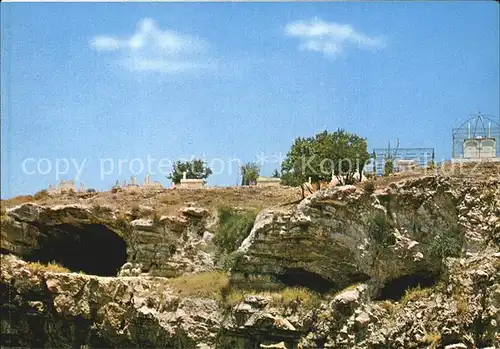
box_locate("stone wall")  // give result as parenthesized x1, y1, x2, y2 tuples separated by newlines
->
(179, 179, 205, 189)
(256, 177, 281, 187)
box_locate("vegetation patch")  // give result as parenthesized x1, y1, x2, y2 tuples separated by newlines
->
(165, 271, 230, 300)
(377, 300, 395, 313)
(383, 160, 394, 176)
(362, 180, 376, 194)
(426, 227, 464, 263)
(213, 206, 257, 253)
(33, 190, 51, 200)
(400, 285, 434, 305)
(422, 332, 441, 349)
(398, 281, 444, 306)
(26, 261, 71, 274)
(367, 211, 395, 246)
(165, 271, 322, 311)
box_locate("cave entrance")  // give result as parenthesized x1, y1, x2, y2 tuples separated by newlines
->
(29, 223, 127, 276)
(276, 267, 336, 293)
(375, 273, 439, 301)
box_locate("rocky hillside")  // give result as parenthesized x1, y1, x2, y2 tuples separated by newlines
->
(1, 163, 499, 348)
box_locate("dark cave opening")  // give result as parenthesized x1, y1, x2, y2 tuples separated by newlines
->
(375, 273, 439, 301)
(276, 267, 337, 293)
(28, 223, 127, 276)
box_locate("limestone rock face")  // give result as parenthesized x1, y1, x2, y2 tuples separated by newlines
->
(0, 254, 221, 349)
(297, 250, 500, 349)
(231, 175, 499, 295)
(2, 203, 216, 277)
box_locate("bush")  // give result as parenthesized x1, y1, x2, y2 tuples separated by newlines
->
(217, 251, 244, 270)
(378, 300, 395, 313)
(213, 206, 257, 253)
(362, 180, 376, 194)
(427, 229, 463, 262)
(368, 212, 395, 246)
(400, 285, 434, 305)
(33, 190, 50, 200)
(384, 160, 394, 176)
(423, 332, 441, 349)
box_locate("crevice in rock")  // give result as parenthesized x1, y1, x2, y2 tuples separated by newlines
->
(375, 272, 439, 301)
(276, 267, 336, 293)
(26, 223, 127, 276)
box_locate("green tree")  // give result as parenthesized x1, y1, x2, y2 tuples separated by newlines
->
(271, 169, 280, 178)
(281, 129, 370, 197)
(384, 159, 394, 176)
(168, 159, 212, 184)
(240, 162, 260, 186)
(322, 129, 370, 185)
(280, 136, 317, 198)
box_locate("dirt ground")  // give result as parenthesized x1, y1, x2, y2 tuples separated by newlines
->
(1, 185, 303, 216)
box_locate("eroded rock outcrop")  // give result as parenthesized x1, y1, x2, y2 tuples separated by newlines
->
(0, 254, 221, 348)
(232, 175, 499, 298)
(298, 250, 500, 348)
(1, 202, 216, 277)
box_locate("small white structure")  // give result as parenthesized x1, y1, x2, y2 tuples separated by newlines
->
(113, 173, 164, 191)
(256, 176, 281, 187)
(481, 138, 497, 158)
(463, 137, 496, 159)
(452, 113, 499, 164)
(47, 179, 83, 194)
(179, 172, 205, 189)
(394, 159, 419, 173)
(143, 173, 163, 188)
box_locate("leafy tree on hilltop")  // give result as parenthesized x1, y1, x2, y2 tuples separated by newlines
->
(281, 136, 317, 197)
(281, 129, 370, 197)
(168, 159, 212, 185)
(240, 162, 260, 186)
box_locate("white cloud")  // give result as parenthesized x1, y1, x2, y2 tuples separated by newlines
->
(285, 18, 386, 57)
(90, 18, 213, 74)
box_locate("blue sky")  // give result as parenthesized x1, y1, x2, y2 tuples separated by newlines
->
(1, 2, 499, 198)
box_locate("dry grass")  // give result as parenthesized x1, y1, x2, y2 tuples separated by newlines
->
(454, 292, 469, 318)
(423, 332, 441, 348)
(224, 286, 320, 310)
(378, 300, 395, 313)
(26, 261, 71, 274)
(400, 286, 435, 305)
(1, 186, 301, 217)
(164, 271, 321, 311)
(362, 179, 376, 194)
(165, 271, 230, 299)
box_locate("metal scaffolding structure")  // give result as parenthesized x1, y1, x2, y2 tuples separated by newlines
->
(370, 147, 435, 175)
(452, 112, 500, 160)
